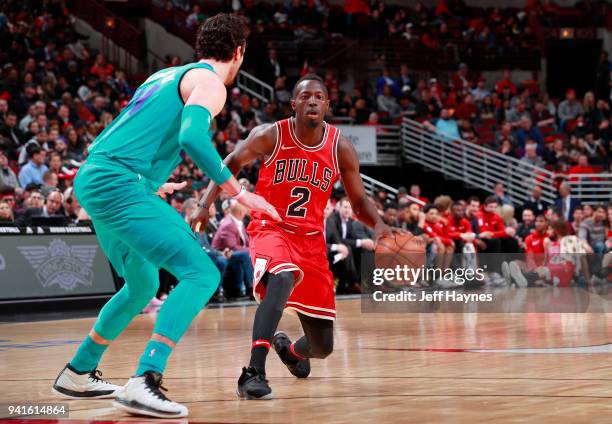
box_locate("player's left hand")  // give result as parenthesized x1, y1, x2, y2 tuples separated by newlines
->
(156, 181, 187, 196)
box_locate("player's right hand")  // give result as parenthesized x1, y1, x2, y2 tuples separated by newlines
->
(237, 191, 281, 222)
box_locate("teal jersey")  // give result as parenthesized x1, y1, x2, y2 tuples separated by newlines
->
(88, 62, 215, 187)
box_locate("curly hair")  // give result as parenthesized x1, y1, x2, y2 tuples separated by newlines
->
(195, 14, 247, 62)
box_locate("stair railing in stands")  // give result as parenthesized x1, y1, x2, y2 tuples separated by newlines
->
(401, 118, 612, 205)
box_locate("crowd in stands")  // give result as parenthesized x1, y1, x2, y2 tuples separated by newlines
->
(0, 1, 609, 304)
(354, 182, 612, 289)
(160, 0, 546, 53)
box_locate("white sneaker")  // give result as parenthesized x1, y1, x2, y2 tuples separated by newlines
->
(113, 372, 188, 418)
(52, 364, 122, 399)
(501, 262, 511, 285)
(509, 262, 528, 288)
(436, 278, 456, 288)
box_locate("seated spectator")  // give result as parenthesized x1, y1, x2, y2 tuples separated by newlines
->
(397, 64, 414, 94)
(521, 186, 548, 217)
(544, 138, 570, 166)
(493, 183, 513, 207)
(422, 204, 454, 283)
(579, 204, 607, 254)
(515, 116, 544, 154)
(517, 208, 536, 239)
(558, 89, 584, 131)
(382, 202, 399, 227)
(521, 138, 546, 167)
(211, 200, 254, 299)
(447, 201, 476, 253)
(555, 183, 581, 222)
(324, 200, 358, 294)
(571, 205, 584, 234)
(376, 68, 400, 97)
(500, 204, 520, 253)
(409, 184, 429, 205)
(495, 69, 517, 96)
(0, 112, 24, 154)
(0, 199, 14, 224)
(274, 77, 291, 105)
(455, 94, 478, 122)
(328, 198, 374, 292)
(568, 154, 597, 181)
(377, 85, 402, 119)
(399, 201, 425, 234)
(479, 96, 497, 120)
(415, 89, 441, 120)
(398, 95, 417, 119)
(90, 53, 114, 80)
(425, 108, 460, 140)
(459, 120, 479, 143)
(494, 122, 516, 149)
(40, 171, 59, 197)
(506, 102, 531, 127)
(18, 146, 48, 188)
(476, 196, 512, 274)
(471, 78, 491, 104)
(0, 150, 19, 190)
(531, 100, 555, 129)
(523, 214, 549, 268)
(498, 138, 515, 157)
(16, 190, 64, 226)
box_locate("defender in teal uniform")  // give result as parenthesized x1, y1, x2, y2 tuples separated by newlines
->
(52, 15, 280, 419)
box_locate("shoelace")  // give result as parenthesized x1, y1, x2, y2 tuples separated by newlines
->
(88, 370, 107, 384)
(145, 375, 170, 401)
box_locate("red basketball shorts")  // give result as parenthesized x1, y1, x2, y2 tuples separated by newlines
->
(544, 261, 575, 287)
(247, 220, 336, 320)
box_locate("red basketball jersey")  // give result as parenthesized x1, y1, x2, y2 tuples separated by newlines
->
(251, 118, 341, 232)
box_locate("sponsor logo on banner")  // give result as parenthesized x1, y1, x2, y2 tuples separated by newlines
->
(336, 125, 377, 165)
(18, 239, 97, 291)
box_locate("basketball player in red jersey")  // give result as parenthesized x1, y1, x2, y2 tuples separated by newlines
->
(194, 74, 396, 399)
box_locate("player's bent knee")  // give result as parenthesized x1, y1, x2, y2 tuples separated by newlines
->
(311, 339, 334, 359)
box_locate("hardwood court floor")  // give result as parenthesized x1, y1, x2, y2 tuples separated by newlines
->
(1, 298, 612, 423)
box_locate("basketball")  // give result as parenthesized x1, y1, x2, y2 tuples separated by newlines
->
(375, 233, 427, 281)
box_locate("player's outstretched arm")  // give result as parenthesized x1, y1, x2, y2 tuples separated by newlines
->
(337, 136, 395, 240)
(178, 71, 279, 223)
(191, 123, 277, 231)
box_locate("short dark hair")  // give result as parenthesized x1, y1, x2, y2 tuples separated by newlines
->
(484, 196, 498, 205)
(292, 74, 328, 97)
(423, 204, 438, 213)
(195, 14, 248, 62)
(28, 145, 42, 158)
(467, 196, 480, 204)
(593, 204, 606, 213)
(384, 202, 398, 211)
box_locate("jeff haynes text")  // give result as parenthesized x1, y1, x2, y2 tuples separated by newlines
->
(372, 290, 493, 303)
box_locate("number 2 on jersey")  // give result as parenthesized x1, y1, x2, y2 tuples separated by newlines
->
(286, 187, 311, 218)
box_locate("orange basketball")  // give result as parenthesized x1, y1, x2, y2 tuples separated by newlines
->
(375, 233, 427, 284)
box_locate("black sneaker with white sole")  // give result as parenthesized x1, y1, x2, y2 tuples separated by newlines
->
(236, 366, 272, 400)
(113, 371, 188, 418)
(272, 332, 311, 378)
